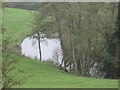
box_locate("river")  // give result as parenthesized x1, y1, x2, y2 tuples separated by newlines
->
(21, 36, 63, 64)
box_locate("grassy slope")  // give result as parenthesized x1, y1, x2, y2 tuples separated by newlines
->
(12, 56, 117, 88)
(3, 8, 34, 53)
(3, 8, 118, 88)
(3, 8, 34, 45)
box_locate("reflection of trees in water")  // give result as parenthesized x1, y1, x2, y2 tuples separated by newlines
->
(21, 36, 62, 62)
(52, 46, 63, 65)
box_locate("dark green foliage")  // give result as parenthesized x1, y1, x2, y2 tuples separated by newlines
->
(102, 22, 118, 79)
(6, 2, 41, 10)
(107, 29, 118, 56)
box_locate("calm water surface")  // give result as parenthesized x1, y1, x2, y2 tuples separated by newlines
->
(21, 36, 63, 63)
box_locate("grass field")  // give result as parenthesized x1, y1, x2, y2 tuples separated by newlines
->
(2, 8, 34, 53)
(2, 8, 118, 88)
(3, 8, 34, 43)
(9, 55, 118, 88)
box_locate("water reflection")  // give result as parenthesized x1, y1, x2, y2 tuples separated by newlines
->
(21, 37, 63, 63)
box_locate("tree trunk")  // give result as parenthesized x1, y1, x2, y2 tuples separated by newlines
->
(56, 17, 66, 70)
(73, 48, 78, 73)
(37, 32, 42, 61)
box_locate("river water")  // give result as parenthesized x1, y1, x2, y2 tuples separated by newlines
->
(21, 36, 63, 64)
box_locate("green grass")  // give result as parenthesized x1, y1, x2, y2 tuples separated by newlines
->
(2, 8, 34, 53)
(2, 8, 34, 45)
(9, 55, 118, 88)
(2, 8, 118, 88)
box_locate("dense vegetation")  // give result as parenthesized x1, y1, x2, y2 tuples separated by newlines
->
(2, 2, 119, 88)
(33, 2, 119, 79)
(5, 2, 42, 10)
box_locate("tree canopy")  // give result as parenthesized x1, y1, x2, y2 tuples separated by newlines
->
(33, 2, 118, 79)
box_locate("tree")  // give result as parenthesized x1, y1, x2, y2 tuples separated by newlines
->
(34, 2, 118, 78)
(37, 32, 42, 61)
(52, 47, 63, 65)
